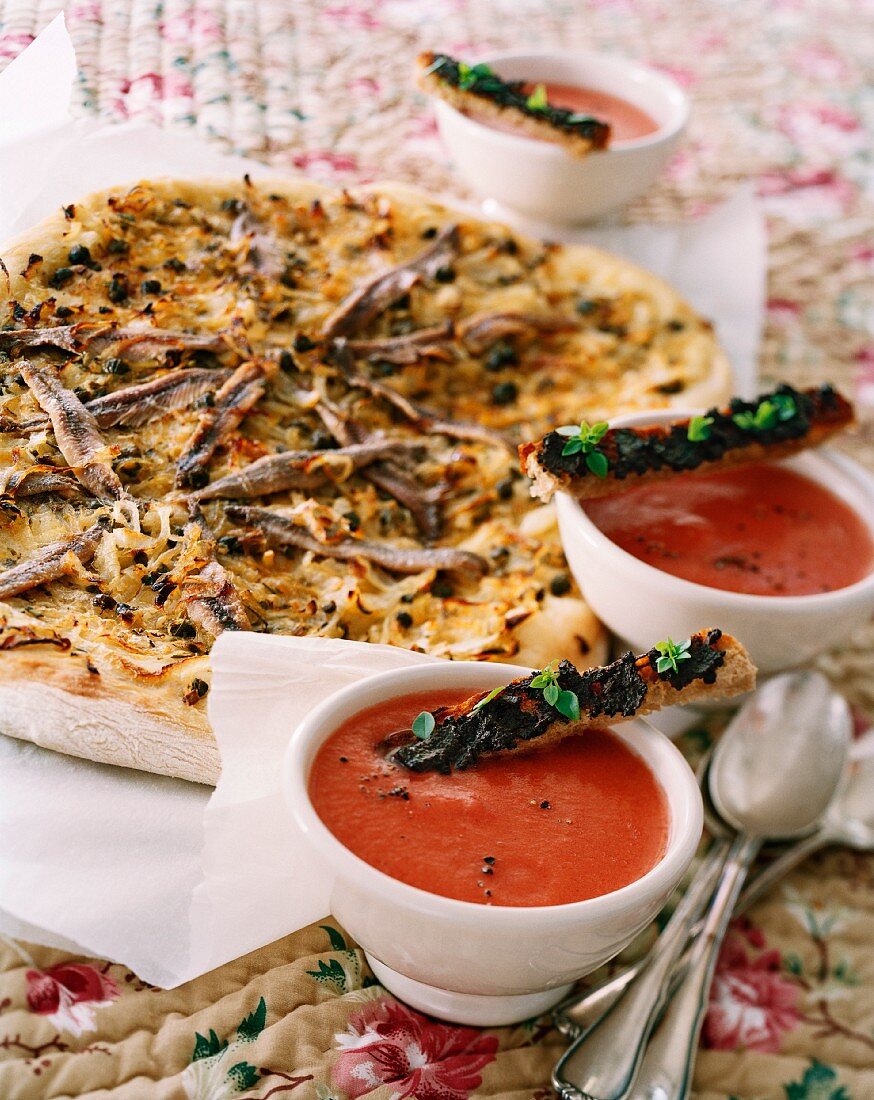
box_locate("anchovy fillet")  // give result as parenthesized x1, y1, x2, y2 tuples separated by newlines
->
(183, 559, 250, 636)
(176, 362, 270, 488)
(191, 440, 419, 502)
(313, 399, 443, 538)
(228, 505, 486, 576)
(333, 357, 513, 450)
(3, 465, 85, 499)
(19, 361, 126, 502)
(230, 209, 286, 280)
(457, 310, 577, 354)
(0, 518, 110, 600)
(322, 224, 460, 338)
(11, 368, 230, 434)
(344, 323, 454, 364)
(0, 324, 229, 362)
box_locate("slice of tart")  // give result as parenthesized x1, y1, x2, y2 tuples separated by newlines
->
(416, 52, 611, 157)
(392, 628, 755, 773)
(520, 384, 854, 503)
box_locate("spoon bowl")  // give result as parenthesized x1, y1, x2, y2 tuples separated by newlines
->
(553, 670, 851, 1100)
(709, 670, 852, 838)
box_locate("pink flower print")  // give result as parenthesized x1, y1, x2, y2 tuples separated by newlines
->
(0, 32, 34, 61)
(791, 42, 850, 82)
(332, 998, 498, 1100)
(165, 72, 195, 99)
(854, 346, 874, 414)
(651, 63, 697, 89)
(26, 964, 119, 1037)
(160, 8, 223, 44)
(703, 932, 800, 1052)
(758, 168, 856, 222)
(292, 149, 360, 179)
(348, 77, 381, 98)
(322, 4, 383, 30)
(775, 102, 864, 157)
(767, 297, 802, 324)
(66, 3, 102, 21)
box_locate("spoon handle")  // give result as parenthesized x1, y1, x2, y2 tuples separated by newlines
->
(553, 962, 644, 1041)
(733, 831, 828, 913)
(552, 839, 729, 1100)
(553, 829, 826, 1038)
(628, 833, 761, 1100)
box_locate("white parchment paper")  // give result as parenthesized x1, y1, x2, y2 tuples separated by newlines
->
(0, 18, 766, 987)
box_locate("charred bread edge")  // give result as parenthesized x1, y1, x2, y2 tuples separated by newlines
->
(521, 384, 854, 503)
(395, 627, 755, 772)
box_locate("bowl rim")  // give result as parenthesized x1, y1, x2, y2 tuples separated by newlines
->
(283, 660, 703, 927)
(433, 48, 690, 155)
(557, 406, 874, 610)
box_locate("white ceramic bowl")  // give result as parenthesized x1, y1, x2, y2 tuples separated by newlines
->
(284, 660, 702, 1026)
(556, 408, 874, 674)
(434, 50, 689, 224)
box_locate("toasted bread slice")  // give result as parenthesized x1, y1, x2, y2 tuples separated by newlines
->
(520, 384, 854, 503)
(393, 628, 755, 773)
(416, 52, 611, 158)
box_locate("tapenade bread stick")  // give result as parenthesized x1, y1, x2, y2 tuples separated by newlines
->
(393, 628, 755, 773)
(416, 52, 611, 158)
(520, 384, 854, 503)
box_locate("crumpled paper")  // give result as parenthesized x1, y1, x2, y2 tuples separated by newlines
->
(0, 17, 766, 987)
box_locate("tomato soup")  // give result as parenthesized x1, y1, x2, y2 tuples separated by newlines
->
(473, 82, 659, 144)
(308, 690, 669, 907)
(585, 463, 874, 597)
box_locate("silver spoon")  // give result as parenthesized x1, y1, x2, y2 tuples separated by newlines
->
(553, 727, 874, 1042)
(552, 671, 851, 1100)
(625, 671, 852, 1100)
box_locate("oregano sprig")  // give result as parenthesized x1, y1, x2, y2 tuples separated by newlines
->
(653, 637, 692, 675)
(471, 685, 506, 714)
(687, 414, 714, 442)
(525, 83, 548, 111)
(733, 394, 797, 432)
(529, 660, 580, 720)
(556, 420, 610, 477)
(456, 61, 495, 90)
(411, 711, 435, 740)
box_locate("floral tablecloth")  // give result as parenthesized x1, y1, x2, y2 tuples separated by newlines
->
(1, 0, 873, 1097)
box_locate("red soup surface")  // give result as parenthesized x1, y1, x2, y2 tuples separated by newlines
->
(472, 82, 659, 143)
(585, 463, 874, 597)
(308, 689, 669, 907)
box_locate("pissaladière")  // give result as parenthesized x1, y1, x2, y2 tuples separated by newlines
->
(0, 178, 730, 783)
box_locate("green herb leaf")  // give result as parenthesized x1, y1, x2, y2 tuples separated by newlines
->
(653, 637, 693, 675)
(412, 711, 436, 740)
(773, 393, 797, 421)
(556, 420, 609, 472)
(529, 660, 580, 721)
(471, 685, 505, 713)
(556, 690, 580, 720)
(567, 112, 598, 125)
(457, 61, 493, 89)
(687, 414, 714, 442)
(732, 394, 797, 433)
(526, 82, 548, 111)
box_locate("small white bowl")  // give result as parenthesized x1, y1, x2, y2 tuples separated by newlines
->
(284, 660, 702, 1026)
(433, 50, 689, 224)
(556, 408, 874, 674)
